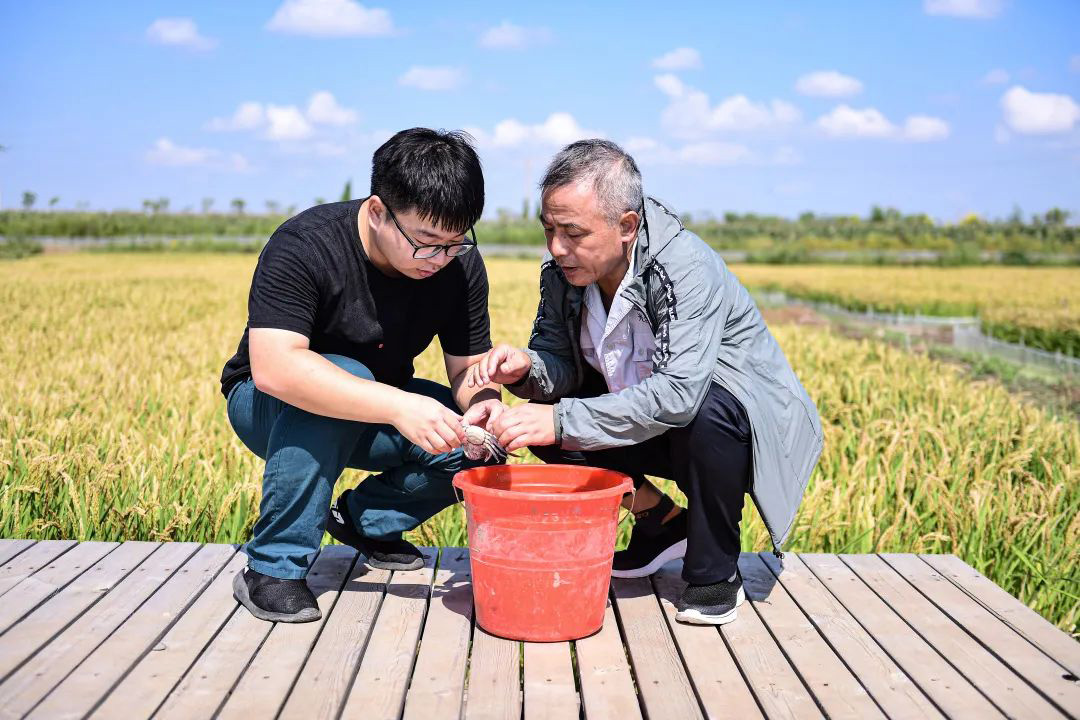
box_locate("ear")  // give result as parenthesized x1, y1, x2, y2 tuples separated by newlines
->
(367, 195, 386, 229)
(618, 209, 639, 242)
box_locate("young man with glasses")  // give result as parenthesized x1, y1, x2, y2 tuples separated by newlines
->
(220, 128, 503, 622)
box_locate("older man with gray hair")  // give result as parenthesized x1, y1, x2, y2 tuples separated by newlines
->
(466, 139, 823, 625)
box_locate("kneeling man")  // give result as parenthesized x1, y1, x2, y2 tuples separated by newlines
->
(469, 140, 823, 625)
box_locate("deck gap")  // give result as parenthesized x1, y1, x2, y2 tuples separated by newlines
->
(836, 554, 1013, 719)
(86, 544, 242, 719)
(23, 542, 205, 719)
(331, 563, 394, 720)
(605, 585, 650, 720)
(882, 553, 1077, 717)
(797, 555, 956, 720)
(268, 547, 363, 720)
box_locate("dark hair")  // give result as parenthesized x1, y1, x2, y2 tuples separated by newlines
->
(370, 128, 484, 234)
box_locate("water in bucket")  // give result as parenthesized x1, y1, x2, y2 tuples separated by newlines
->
(452, 464, 633, 642)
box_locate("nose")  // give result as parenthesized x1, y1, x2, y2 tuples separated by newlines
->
(548, 232, 568, 259)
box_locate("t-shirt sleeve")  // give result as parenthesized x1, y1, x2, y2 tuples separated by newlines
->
(438, 251, 492, 356)
(247, 231, 322, 337)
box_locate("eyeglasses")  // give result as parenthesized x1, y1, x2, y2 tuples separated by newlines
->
(384, 204, 477, 259)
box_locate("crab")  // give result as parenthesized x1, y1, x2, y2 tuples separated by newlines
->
(461, 422, 511, 463)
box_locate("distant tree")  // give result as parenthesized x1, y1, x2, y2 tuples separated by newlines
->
(21, 191, 36, 210)
(142, 199, 155, 214)
(201, 197, 214, 214)
(1044, 207, 1070, 226)
(265, 200, 280, 215)
(521, 198, 530, 220)
(340, 179, 352, 202)
(870, 205, 885, 223)
(48, 196, 60, 209)
(231, 198, 246, 215)
(156, 197, 170, 214)
(798, 211, 816, 223)
(314, 197, 326, 206)
(286, 204, 297, 216)
(1008, 204, 1024, 225)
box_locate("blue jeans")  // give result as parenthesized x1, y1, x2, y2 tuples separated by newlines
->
(226, 353, 483, 579)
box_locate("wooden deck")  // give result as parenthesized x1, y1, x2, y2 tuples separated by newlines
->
(0, 541, 1076, 719)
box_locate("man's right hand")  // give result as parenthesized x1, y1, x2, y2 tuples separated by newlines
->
(393, 394, 465, 456)
(466, 344, 532, 388)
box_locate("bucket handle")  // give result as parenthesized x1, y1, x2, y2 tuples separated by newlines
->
(618, 484, 637, 526)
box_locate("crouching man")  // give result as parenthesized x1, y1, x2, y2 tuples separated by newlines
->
(468, 140, 823, 625)
(221, 128, 503, 622)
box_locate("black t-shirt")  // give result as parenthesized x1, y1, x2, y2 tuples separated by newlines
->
(220, 199, 491, 397)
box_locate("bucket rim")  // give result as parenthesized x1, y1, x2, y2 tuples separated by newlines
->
(452, 464, 633, 502)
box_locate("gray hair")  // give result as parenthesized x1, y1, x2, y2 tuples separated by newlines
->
(539, 139, 643, 224)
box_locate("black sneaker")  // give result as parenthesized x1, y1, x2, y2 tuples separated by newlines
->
(232, 568, 321, 623)
(611, 499, 688, 578)
(675, 569, 745, 625)
(326, 488, 424, 571)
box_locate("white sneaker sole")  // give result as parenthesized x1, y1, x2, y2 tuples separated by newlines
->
(675, 585, 745, 625)
(611, 538, 687, 578)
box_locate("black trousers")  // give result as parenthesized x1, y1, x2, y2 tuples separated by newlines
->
(529, 367, 751, 584)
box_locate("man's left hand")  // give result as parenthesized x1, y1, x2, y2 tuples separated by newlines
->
(492, 403, 556, 452)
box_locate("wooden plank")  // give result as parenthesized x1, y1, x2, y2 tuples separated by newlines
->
(800, 553, 1005, 719)
(575, 599, 643, 720)
(651, 561, 762, 720)
(0, 542, 118, 635)
(402, 548, 473, 720)
(90, 551, 249, 720)
(0, 542, 198, 719)
(275, 552, 391, 720)
(0, 539, 36, 567)
(154, 548, 355, 719)
(0, 541, 157, 682)
(758, 553, 944, 720)
(464, 626, 521, 720)
(26, 544, 238, 720)
(340, 548, 438, 720)
(921, 553, 1080, 677)
(216, 545, 359, 720)
(842, 554, 1066, 719)
(523, 641, 578, 720)
(882, 553, 1080, 718)
(739, 553, 883, 720)
(0, 540, 76, 597)
(709, 564, 824, 719)
(611, 576, 702, 720)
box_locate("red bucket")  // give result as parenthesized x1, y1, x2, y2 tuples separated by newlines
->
(453, 464, 632, 642)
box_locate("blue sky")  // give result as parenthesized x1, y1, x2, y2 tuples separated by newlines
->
(2, 0, 1079, 221)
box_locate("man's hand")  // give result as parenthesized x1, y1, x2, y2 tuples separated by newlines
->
(466, 344, 532, 388)
(492, 403, 556, 452)
(392, 394, 465, 455)
(462, 398, 508, 432)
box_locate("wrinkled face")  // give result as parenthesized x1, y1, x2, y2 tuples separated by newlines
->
(540, 182, 637, 287)
(369, 197, 472, 280)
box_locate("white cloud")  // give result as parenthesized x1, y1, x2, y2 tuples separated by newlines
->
(1000, 85, 1080, 134)
(903, 115, 951, 141)
(795, 70, 862, 98)
(146, 18, 216, 51)
(266, 0, 394, 37)
(306, 91, 358, 125)
(265, 105, 313, 140)
(654, 74, 801, 139)
(816, 105, 950, 141)
(651, 48, 702, 71)
(207, 92, 355, 139)
(144, 138, 248, 171)
(206, 101, 266, 132)
(398, 66, 465, 91)
(923, 0, 1003, 18)
(478, 21, 551, 49)
(981, 68, 1010, 85)
(625, 137, 799, 167)
(468, 113, 602, 148)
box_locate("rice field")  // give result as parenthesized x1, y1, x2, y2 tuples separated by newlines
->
(1, 253, 1077, 634)
(731, 264, 1080, 357)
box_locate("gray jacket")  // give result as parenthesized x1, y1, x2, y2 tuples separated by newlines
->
(507, 197, 823, 552)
